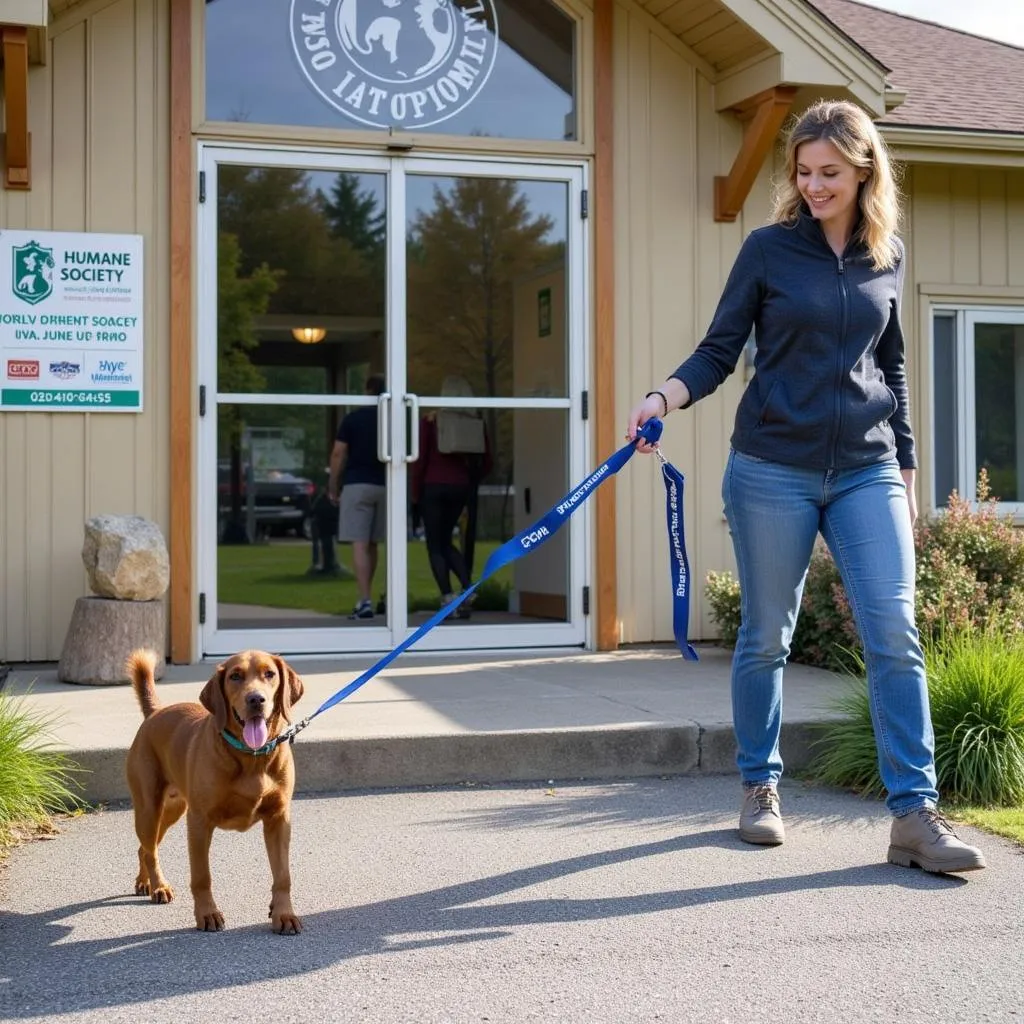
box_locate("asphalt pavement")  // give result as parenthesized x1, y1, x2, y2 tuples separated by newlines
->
(1, 776, 1021, 1023)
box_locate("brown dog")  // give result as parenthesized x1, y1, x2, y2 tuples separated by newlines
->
(124, 649, 305, 934)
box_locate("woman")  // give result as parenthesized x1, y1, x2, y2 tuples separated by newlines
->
(628, 100, 985, 873)
(412, 376, 493, 618)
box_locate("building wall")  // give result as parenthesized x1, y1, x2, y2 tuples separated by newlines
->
(610, 3, 1024, 646)
(612, 0, 773, 645)
(903, 163, 1024, 510)
(0, 0, 170, 661)
(4, 0, 1023, 662)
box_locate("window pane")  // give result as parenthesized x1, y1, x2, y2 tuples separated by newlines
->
(205, 0, 576, 141)
(974, 321, 1024, 502)
(405, 174, 569, 398)
(216, 402, 387, 630)
(216, 165, 386, 396)
(932, 313, 956, 507)
(407, 407, 569, 626)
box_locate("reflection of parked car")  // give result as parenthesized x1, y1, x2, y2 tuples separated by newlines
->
(218, 463, 315, 539)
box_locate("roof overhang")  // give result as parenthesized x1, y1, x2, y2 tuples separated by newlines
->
(630, 0, 893, 220)
(1, 0, 46, 27)
(1, 0, 46, 63)
(880, 126, 1024, 169)
(714, 0, 890, 116)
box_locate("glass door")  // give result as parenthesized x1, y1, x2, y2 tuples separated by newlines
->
(198, 146, 587, 657)
(397, 158, 587, 651)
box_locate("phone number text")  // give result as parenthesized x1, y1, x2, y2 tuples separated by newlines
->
(29, 390, 114, 404)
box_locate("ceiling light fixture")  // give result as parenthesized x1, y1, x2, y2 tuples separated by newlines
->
(291, 326, 327, 344)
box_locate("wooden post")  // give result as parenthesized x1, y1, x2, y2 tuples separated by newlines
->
(169, 0, 193, 662)
(714, 86, 798, 222)
(594, 0, 617, 650)
(2, 26, 30, 190)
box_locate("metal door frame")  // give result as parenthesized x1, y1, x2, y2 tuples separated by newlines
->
(197, 142, 590, 657)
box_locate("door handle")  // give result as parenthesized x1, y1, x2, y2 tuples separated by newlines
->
(403, 393, 420, 463)
(377, 392, 392, 463)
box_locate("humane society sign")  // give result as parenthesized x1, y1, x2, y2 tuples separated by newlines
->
(0, 230, 144, 412)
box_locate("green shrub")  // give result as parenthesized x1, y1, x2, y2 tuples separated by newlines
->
(706, 470, 1024, 672)
(915, 470, 1024, 639)
(472, 577, 510, 612)
(789, 548, 860, 673)
(0, 692, 82, 851)
(929, 630, 1024, 805)
(704, 570, 741, 646)
(811, 629, 1024, 806)
(408, 576, 510, 614)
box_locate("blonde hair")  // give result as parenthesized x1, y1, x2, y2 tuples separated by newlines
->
(771, 99, 901, 271)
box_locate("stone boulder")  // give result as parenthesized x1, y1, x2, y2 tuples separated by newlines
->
(82, 514, 169, 601)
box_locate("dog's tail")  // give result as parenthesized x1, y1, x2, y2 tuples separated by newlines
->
(126, 648, 161, 719)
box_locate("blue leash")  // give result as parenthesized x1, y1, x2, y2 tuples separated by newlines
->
(262, 416, 698, 753)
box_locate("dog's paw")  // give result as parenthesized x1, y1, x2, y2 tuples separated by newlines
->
(146, 884, 175, 904)
(137, 876, 175, 901)
(269, 901, 302, 935)
(195, 908, 225, 931)
(271, 912, 302, 935)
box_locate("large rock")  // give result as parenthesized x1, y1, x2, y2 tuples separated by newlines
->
(83, 514, 169, 601)
(58, 597, 165, 685)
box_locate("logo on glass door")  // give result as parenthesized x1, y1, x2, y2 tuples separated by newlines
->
(290, 0, 498, 130)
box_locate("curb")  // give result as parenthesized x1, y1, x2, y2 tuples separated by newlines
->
(70, 720, 826, 804)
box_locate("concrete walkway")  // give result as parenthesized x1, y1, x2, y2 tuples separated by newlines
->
(3, 645, 849, 803)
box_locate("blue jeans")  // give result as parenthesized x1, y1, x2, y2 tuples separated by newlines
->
(722, 450, 938, 815)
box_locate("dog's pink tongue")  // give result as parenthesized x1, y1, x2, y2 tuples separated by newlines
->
(243, 717, 268, 749)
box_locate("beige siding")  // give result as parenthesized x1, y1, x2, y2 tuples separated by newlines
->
(0, 0, 170, 661)
(613, 0, 770, 646)
(903, 163, 1024, 511)
(614, 64, 1024, 648)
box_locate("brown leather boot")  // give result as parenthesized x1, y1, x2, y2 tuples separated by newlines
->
(888, 807, 987, 874)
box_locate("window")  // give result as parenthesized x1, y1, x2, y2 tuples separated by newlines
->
(204, 0, 577, 142)
(932, 308, 1024, 514)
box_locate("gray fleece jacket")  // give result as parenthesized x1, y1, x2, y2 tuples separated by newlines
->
(671, 210, 915, 471)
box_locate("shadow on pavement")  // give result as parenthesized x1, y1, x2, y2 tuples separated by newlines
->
(0, 827, 963, 1018)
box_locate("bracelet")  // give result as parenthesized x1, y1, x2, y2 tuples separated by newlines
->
(645, 390, 669, 416)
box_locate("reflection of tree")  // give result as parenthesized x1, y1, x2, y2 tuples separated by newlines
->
(407, 177, 563, 489)
(215, 167, 387, 488)
(407, 177, 561, 399)
(322, 173, 386, 256)
(218, 166, 380, 318)
(975, 326, 1020, 499)
(217, 231, 277, 542)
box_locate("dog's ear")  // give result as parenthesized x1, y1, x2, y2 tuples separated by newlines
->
(199, 664, 229, 731)
(273, 656, 305, 723)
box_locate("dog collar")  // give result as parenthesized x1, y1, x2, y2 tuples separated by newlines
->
(220, 728, 282, 757)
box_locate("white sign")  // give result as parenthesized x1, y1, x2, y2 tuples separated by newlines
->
(0, 229, 144, 412)
(290, 0, 498, 130)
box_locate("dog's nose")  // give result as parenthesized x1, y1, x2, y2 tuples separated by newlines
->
(245, 692, 266, 712)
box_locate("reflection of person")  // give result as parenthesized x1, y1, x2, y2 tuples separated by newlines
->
(309, 469, 351, 577)
(628, 100, 985, 873)
(329, 373, 386, 620)
(411, 376, 492, 618)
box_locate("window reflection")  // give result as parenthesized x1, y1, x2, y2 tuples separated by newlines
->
(205, 0, 576, 141)
(405, 175, 568, 398)
(216, 166, 387, 396)
(975, 322, 1024, 502)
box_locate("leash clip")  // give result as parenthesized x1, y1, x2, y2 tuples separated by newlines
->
(281, 716, 313, 746)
